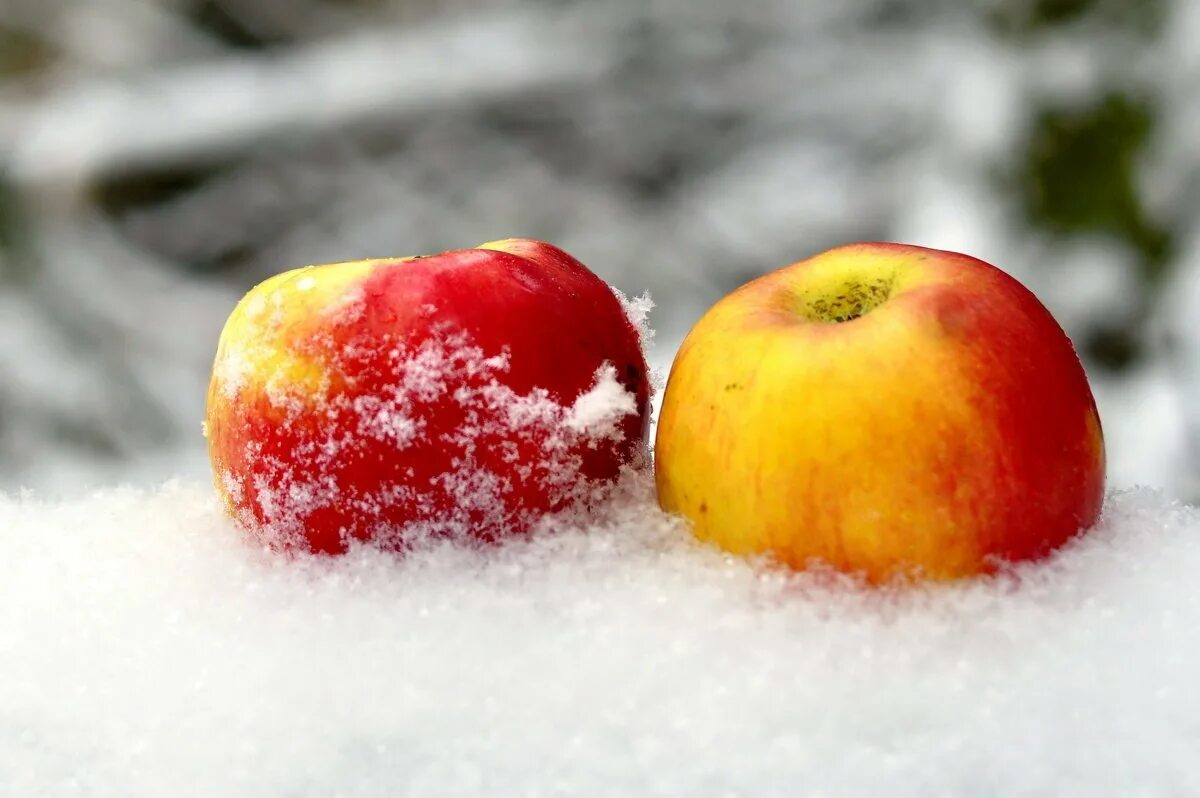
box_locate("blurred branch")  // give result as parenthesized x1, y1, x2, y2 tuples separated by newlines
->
(1, 8, 614, 194)
(193, 0, 372, 43)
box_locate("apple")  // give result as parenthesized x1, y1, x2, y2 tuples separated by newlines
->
(654, 242, 1105, 582)
(205, 239, 651, 554)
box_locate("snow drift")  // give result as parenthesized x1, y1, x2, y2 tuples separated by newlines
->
(2, 477, 1198, 797)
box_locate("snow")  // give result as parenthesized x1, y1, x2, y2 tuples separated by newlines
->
(565, 365, 639, 438)
(2, 477, 1198, 796)
(611, 288, 657, 349)
(209, 321, 645, 551)
(2, 8, 614, 189)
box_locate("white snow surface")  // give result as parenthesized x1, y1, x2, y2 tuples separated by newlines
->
(3, 477, 1199, 797)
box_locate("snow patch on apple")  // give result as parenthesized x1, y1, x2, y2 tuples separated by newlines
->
(214, 325, 645, 551)
(3, 481, 1199, 796)
(612, 287, 669, 397)
(612, 287, 656, 348)
(212, 346, 253, 400)
(565, 364, 638, 438)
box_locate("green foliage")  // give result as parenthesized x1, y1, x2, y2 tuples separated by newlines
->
(0, 171, 18, 252)
(989, 0, 1165, 37)
(990, 0, 1170, 373)
(1016, 93, 1170, 277)
(0, 26, 54, 77)
(1013, 92, 1171, 370)
(187, 0, 287, 50)
(0, 171, 37, 284)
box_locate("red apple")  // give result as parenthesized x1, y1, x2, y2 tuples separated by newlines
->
(655, 242, 1106, 582)
(206, 239, 651, 554)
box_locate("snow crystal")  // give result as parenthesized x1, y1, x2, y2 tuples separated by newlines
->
(3, 479, 1199, 796)
(350, 394, 424, 448)
(566, 364, 639, 439)
(213, 347, 253, 400)
(213, 325, 645, 551)
(611, 287, 656, 348)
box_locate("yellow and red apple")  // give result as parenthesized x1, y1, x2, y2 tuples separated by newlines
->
(206, 239, 650, 554)
(655, 242, 1105, 582)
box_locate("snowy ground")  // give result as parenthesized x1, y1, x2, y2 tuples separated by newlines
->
(3, 472, 1198, 797)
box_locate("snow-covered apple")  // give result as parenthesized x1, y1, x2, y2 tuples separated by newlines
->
(655, 242, 1105, 582)
(206, 239, 651, 554)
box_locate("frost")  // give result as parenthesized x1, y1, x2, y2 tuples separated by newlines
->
(244, 292, 269, 320)
(213, 347, 253, 400)
(567, 364, 638, 439)
(350, 395, 424, 447)
(328, 283, 367, 325)
(264, 373, 308, 415)
(2, 482, 1199, 796)
(215, 326, 645, 550)
(611, 287, 656, 347)
(220, 469, 243, 503)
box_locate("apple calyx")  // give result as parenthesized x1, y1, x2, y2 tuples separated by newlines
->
(794, 272, 896, 324)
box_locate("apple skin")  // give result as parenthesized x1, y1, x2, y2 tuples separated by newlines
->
(654, 242, 1105, 582)
(206, 239, 650, 554)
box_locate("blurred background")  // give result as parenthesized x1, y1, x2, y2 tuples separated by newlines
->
(0, 0, 1197, 499)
